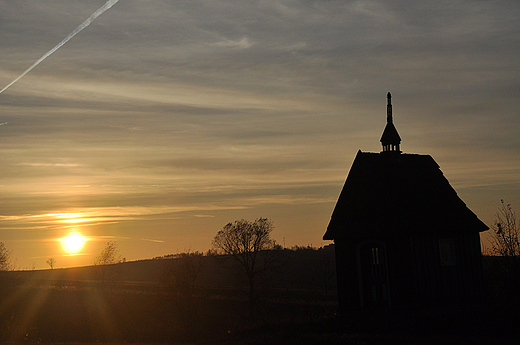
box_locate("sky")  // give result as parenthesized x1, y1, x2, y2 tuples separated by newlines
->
(0, 0, 519, 269)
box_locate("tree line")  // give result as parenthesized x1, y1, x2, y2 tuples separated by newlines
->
(1, 201, 519, 318)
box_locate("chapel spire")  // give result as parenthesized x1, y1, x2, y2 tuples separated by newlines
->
(380, 92, 402, 153)
(387, 92, 393, 123)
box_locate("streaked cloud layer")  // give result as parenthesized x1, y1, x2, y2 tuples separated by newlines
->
(0, 0, 519, 268)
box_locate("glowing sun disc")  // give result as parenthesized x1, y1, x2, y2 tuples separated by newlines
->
(61, 233, 87, 253)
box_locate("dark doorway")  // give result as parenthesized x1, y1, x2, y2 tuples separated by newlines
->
(359, 242, 390, 307)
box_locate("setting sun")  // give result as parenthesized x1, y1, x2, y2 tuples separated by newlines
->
(61, 233, 87, 254)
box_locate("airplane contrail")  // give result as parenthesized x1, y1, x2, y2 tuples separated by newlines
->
(0, 0, 120, 95)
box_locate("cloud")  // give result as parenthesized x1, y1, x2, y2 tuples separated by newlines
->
(0, 0, 519, 268)
(213, 37, 253, 49)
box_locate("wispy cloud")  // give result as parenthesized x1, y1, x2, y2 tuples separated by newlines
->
(0, 0, 519, 268)
(213, 37, 253, 49)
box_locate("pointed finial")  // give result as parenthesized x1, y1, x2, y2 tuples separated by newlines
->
(386, 92, 392, 123)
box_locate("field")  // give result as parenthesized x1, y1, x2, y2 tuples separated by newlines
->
(0, 248, 339, 343)
(0, 249, 519, 344)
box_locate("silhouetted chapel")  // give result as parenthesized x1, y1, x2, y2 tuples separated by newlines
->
(324, 93, 488, 311)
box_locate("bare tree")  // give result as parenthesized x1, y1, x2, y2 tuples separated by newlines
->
(0, 242, 12, 271)
(487, 200, 520, 305)
(0, 242, 13, 291)
(46, 258, 56, 269)
(489, 200, 520, 257)
(212, 218, 282, 318)
(94, 241, 122, 265)
(94, 241, 122, 285)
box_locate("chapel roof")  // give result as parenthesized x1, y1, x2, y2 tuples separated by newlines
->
(323, 151, 488, 240)
(323, 94, 488, 240)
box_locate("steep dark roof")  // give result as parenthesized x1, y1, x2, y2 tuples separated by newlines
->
(323, 151, 488, 240)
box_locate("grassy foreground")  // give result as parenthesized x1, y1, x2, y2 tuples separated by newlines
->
(0, 250, 518, 344)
